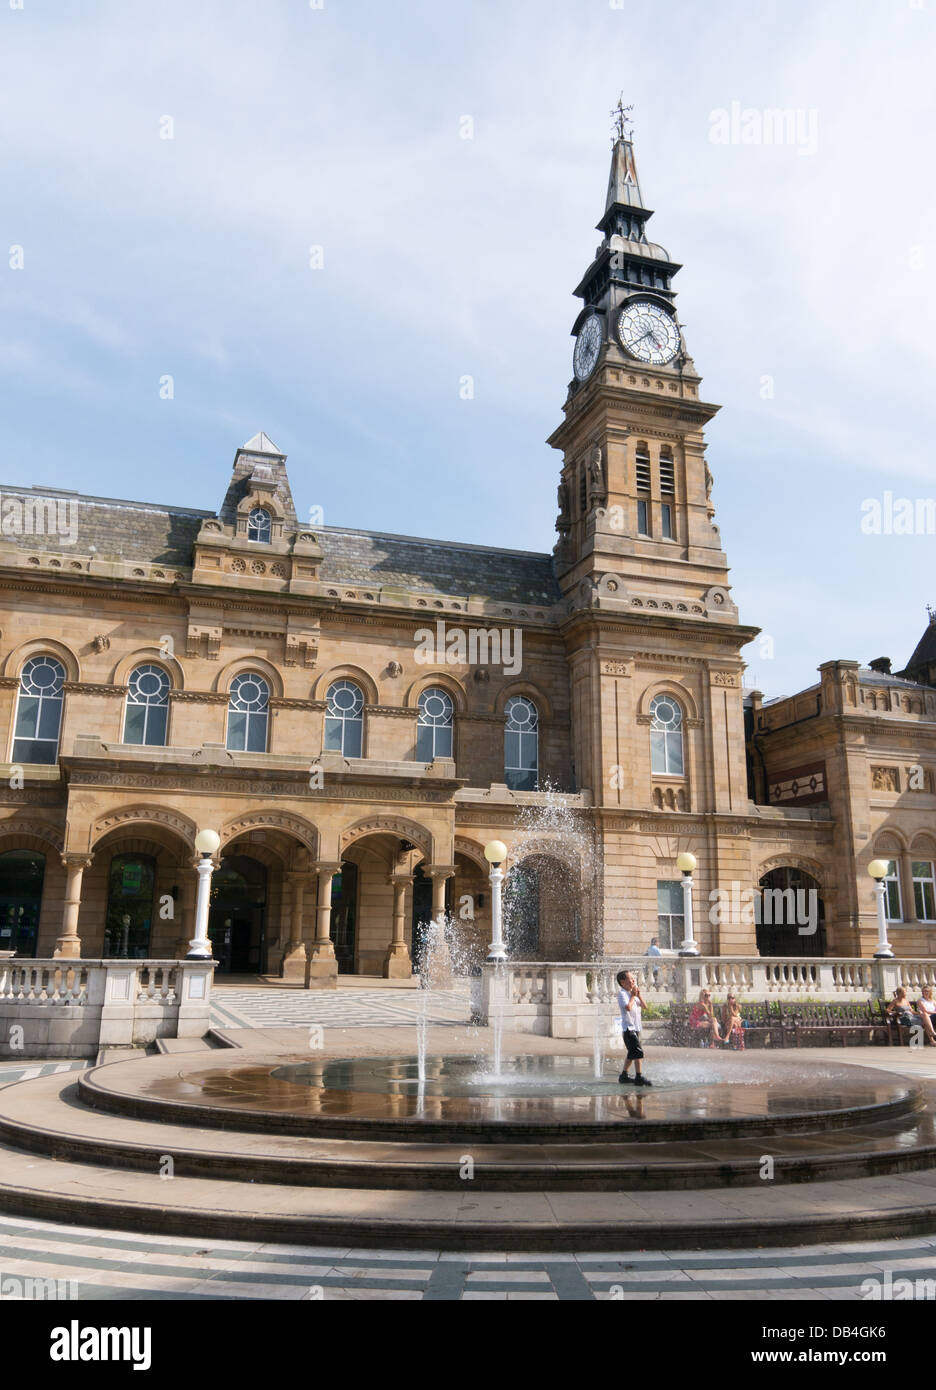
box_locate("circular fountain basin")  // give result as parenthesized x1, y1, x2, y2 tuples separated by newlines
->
(81, 1051, 923, 1144)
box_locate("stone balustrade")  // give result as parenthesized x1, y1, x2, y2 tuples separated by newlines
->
(0, 958, 215, 1058)
(473, 956, 936, 1039)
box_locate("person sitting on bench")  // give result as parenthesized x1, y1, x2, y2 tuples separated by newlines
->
(917, 986, 936, 1046)
(720, 994, 745, 1051)
(688, 989, 723, 1048)
(886, 987, 917, 1032)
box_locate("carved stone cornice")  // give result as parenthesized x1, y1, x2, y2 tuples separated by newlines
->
(269, 698, 325, 711)
(63, 682, 127, 697)
(0, 677, 18, 689)
(365, 704, 416, 719)
(168, 690, 229, 705)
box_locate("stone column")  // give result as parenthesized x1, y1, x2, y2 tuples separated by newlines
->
(900, 850, 917, 923)
(426, 865, 455, 922)
(54, 854, 93, 959)
(175, 865, 197, 959)
(280, 871, 308, 981)
(304, 862, 339, 988)
(383, 875, 413, 979)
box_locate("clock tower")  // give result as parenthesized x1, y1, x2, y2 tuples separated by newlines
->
(550, 121, 759, 954)
(550, 125, 736, 612)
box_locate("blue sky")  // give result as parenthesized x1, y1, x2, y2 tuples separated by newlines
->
(1, 0, 933, 697)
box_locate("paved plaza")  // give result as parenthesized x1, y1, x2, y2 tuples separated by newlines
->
(4, 984, 936, 1301)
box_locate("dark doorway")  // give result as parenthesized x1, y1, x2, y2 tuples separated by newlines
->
(105, 854, 156, 958)
(330, 862, 358, 973)
(504, 862, 540, 957)
(756, 867, 825, 957)
(410, 864, 454, 975)
(209, 855, 267, 974)
(0, 849, 44, 955)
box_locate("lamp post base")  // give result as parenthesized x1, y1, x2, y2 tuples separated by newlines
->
(486, 948, 508, 963)
(678, 946, 700, 957)
(185, 946, 214, 960)
(873, 946, 895, 959)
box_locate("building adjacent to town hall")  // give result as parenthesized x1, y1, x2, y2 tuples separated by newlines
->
(1, 131, 934, 982)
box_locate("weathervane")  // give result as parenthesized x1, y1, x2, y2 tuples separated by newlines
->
(611, 95, 634, 142)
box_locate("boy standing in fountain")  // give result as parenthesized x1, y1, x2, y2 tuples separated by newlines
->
(617, 970, 652, 1087)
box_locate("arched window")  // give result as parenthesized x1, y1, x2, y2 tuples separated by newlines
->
(416, 687, 453, 760)
(324, 680, 364, 757)
(226, 672, 270, 752)
(504, 695, 538, 791)
(649, 693, 683, 776)
(124, 664, 170, 746)
(12, 656, 66, 764)
(247, 507, 272, 544)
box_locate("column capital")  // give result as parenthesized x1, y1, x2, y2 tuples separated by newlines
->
(314, 861, 342, 878)
(61, 852, 93, 872)
(388, 873, 414, 889)
(425, 864, 456, 880)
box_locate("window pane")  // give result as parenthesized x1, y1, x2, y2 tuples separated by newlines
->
(227, 711, 246, 751)
(434, 724, 452, 758)
(124, 703, 147, 744)
(344, 720, 362, 758)
(650, 729, 666, 774)
(912, 861, 932, 878)
(666, 732, 684, 775)
(519, 732, 537, 771)
(12, 738, 57, 765)
(925, 883, 936, 921)
(637, 499, 649, 535)
(145, 705, 168, 746)
(657, 880, 683, 915)
(14, 696, 39, 739)
(661, 504, 672, 539)
(416, 724, 433, 761)
(246, 712, 267, 753)
(324, 718, 343, 752)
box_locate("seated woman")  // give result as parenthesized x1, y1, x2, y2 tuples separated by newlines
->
(886, 987, 917, 1031)
(688, 989, 723, 1048)
(915, 985, 936, 1046)
(720, 994, 745, 1051)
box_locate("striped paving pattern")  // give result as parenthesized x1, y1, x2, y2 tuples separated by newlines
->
(0, 1060, 86, 1085)
(0, 1213, 933, 1299)
(210, 986, 471, 1031)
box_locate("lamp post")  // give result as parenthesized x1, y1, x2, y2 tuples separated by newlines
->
(676, 851, 700, 957)
(187, 828, 221, 960)
(484, 840, 509, 962)
(868, 859, 895, 959)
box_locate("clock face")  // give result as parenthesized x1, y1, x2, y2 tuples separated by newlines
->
(573, 314, 602, 381)
(617, 300, 681, 365)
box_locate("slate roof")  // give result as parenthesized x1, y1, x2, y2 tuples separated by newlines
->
(316, 526, 560, 605)
(0, 487, 209, 568)
(901, 620, 936, 679)
(0, 484, 561, 605)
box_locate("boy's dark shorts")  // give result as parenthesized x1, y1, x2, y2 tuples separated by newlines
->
(623, 1029, 644, 1061)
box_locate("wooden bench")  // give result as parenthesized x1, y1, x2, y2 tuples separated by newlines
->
(669, 1000, 784, 1049)
(784, 999, 889, 1048)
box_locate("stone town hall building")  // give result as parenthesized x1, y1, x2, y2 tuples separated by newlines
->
(1, 133, 935, 983)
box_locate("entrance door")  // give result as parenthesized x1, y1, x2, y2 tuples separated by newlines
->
(105, 854, 155, 958)
(209, 856, 267, 974)
(329, 862, 358, 973)
(410, 865, 453, 975)
(756, 868, 826, 956)
(0, 849, 44, 954)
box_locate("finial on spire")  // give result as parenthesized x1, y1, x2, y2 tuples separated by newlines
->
(927, 603, 935, 624)
(610, 94, 634, 143)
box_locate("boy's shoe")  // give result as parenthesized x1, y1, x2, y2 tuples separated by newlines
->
(618, 1070, 634, 1084)
(634, 1074, 653, 1087)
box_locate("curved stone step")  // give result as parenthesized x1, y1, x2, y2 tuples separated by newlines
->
(3, 1073, 936, 1194)
(2, 1128, 936, 1250)
(76, 1054, 925, 1145)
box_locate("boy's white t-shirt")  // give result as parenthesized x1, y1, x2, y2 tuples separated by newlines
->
(617, 987, 642, 1033)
